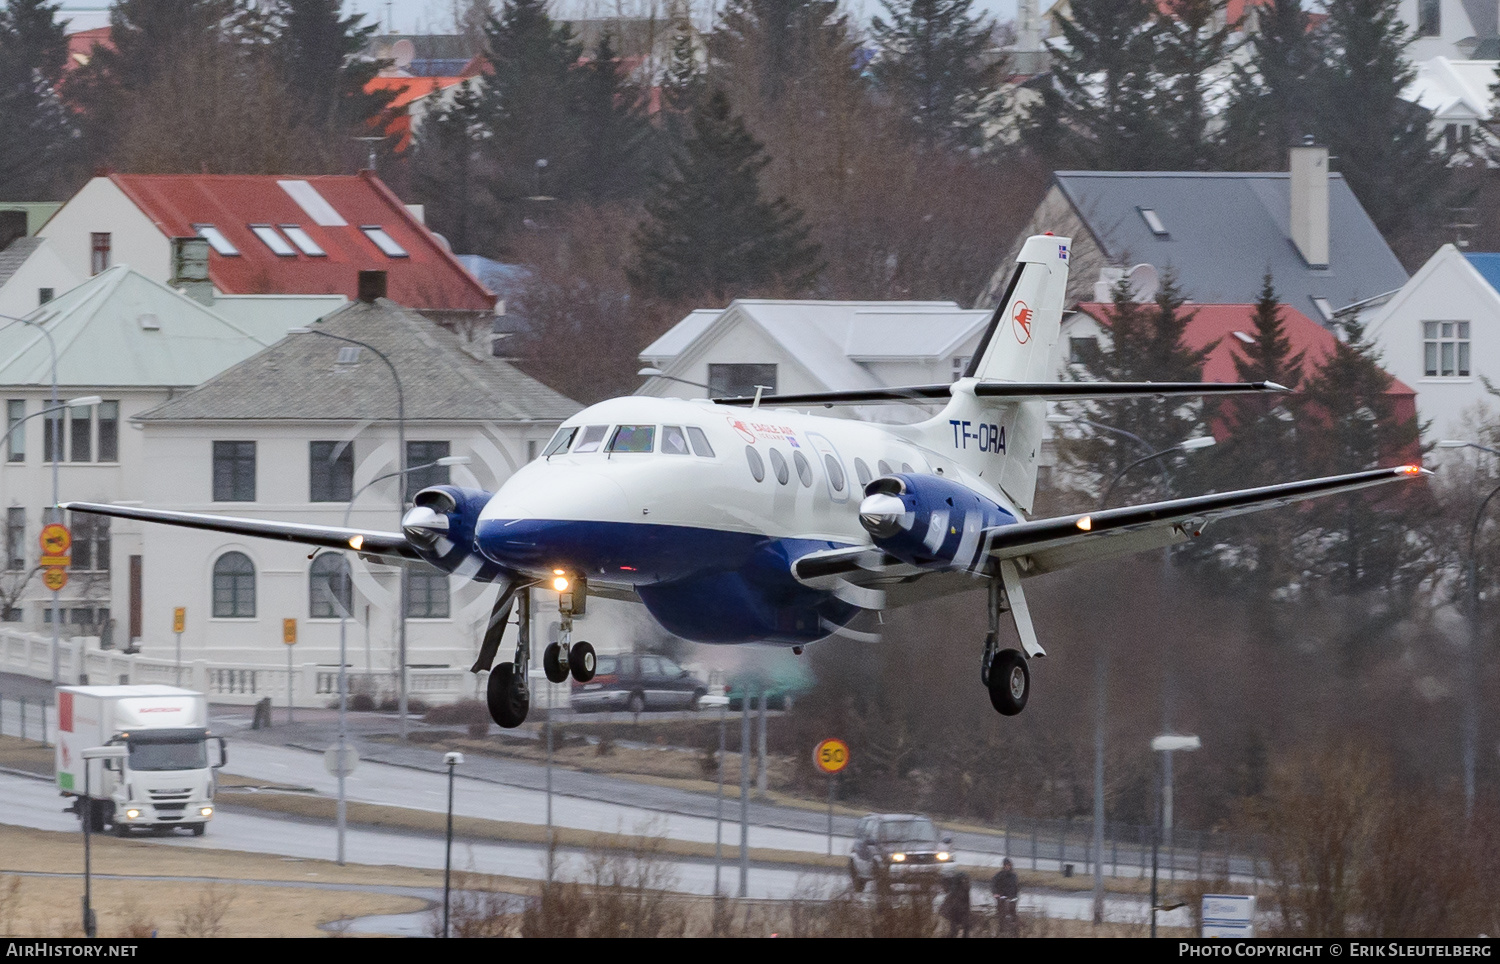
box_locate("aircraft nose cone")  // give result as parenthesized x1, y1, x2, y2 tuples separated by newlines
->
(859, 492, 908, 539)
(401, 505, 448, 548)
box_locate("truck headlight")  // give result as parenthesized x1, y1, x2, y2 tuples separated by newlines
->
(891, 853, 906, 863)
(200, 807, 213, 817)
(937, 852, 951, 862)
(125, 809, 140, 820)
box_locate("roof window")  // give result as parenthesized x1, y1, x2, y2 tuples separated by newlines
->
(361, 226, 408, 258)
(280, 225, 325, 257)
(250, 225, 296, 257)
(1232, 330, 1255, 345)
(1137, 208, 1168, 237)
(194, 224, 239, 256)
(336, 346, 361, 364)
(277, 180, 347, 226)
(1312, 297, 1334, 321)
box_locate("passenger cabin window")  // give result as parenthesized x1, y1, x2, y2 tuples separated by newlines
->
(793, 451, 813, 487)
(541, 426, 577, 458)
(661, 426, 690, 455)
(878, 460, 893, 476)
(608, 425, 655, 453)
(825, 455, 846, 492)
(687, 427, 715, 458)
(745, 445, 766, 482)
(769, 449, 790, 484)
(573, 426, 608, 453)
(854, 458, 872, 488)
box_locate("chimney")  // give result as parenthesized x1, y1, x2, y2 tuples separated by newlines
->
(358, 269, 388, 303)
(1289, 143, 1330, 268)
(169, 236, 214, 305)
(0, 210, 26, 251)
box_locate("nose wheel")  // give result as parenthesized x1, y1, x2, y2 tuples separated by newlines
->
(543, 638, 597, 683)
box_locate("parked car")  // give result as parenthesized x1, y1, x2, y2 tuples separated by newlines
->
(569, 653, 708, 713)
(849, 813, 953, 892)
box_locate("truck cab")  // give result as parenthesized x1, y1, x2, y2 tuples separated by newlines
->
(56, 685, 227, 836)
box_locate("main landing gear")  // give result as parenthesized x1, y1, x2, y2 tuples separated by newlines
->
(981, 578, 1030, 716)
(486, 578, 597, 729)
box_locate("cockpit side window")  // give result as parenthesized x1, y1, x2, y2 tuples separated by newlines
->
(541, 426, 577, 458)
(661, 425, 690, 455)
(687, 427, 716, 458)
(573, 425, 609, 454)
(608, 425, 656, 453)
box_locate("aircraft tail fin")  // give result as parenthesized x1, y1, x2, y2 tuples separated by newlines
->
(925, 235, 1072, 514)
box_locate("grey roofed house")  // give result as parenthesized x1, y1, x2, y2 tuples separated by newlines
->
(980, 157, 1410, 325)
(137, 297, 579, 423)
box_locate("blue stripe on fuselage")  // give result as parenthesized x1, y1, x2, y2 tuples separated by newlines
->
(474, 518, 862, 644)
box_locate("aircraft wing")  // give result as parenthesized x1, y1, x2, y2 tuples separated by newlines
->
(986, 465, 1426, 574)
(791, 465, 1426, 589)
(60, 501, 420, 561)
(717, 381, 1285, 407)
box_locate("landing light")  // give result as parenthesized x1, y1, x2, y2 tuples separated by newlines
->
(553, 576, 570, 592)
(348, 535, 364, 550)
(1076, 516, 1093, 531)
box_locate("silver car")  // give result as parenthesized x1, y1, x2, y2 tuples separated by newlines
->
(849, 813, 954, 891)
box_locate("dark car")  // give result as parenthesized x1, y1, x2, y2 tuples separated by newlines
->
(569, 653, 708, 713)
(849, 813, 954, 891)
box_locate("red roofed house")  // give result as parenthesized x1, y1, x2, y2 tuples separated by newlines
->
(38, 172, 496, 312)
(1062, 302, 1418, 455)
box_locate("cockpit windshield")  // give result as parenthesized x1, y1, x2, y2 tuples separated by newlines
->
(541, 426, 577, 458)
(608, 425, 656, 453)
(573, 426, 609, 453)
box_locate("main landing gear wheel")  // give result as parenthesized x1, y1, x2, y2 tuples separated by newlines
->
(569, 641, 596, 682)
(542, 642, 569, 684)
(987, 649, 1029, 717)
(487, 662, 530, 728)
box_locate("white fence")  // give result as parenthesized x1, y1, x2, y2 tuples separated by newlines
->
(0, 626, 506, 709)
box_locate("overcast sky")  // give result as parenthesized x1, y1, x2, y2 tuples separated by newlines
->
(56, 1, 1053, 38)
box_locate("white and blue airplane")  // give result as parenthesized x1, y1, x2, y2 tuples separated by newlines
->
(65, 235, 1426, 728)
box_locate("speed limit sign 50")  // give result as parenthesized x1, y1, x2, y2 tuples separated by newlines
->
(814, 738, 849, 775)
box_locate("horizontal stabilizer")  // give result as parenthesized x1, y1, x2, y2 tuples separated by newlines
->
(717, 381, 1286, 408)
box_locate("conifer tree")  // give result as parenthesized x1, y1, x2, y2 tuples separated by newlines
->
(273, 0, 392, 138)
(1024, 0, 1170, 170)
(1310, 0, 1448, 237)
(1299, 318, 1423, 593)
(1219, 0, 1318, 169)
(476, 0, 584, 230)
(573, 31, 652, 203)
(0, 0, 74, 198)
(868, 0, 1005, 150)
(409, 79, 488, 253)
(1154, 0, 1234, 168)
(629, 89, 821, 303)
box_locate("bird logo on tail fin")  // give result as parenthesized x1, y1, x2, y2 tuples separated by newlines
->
(1012, 301, 1033, 344)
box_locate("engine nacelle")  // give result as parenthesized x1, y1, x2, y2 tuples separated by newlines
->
(402, 485, 510, 580)
(857, 474, 1016, 570)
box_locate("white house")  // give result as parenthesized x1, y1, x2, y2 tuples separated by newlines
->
(1401, 0, 1500, 62)
(1360, 243, 1500, 443)
(1404, 57, 1499, 164)
(130, 295, 587, 701)
(638, 300, 993, 422)
(0, 266, 343, 644)
(0, 211, 79, 320)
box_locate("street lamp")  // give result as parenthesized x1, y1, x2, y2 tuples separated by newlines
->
(1052, 412, 1215, 924)
(1, 313, 67, 681)
(319, 454, 471, 865)
(288, 326, 411, 737)
(1150, 733, 1200, 938)
(80, 743, 129, 937)
(1435, 438, 1499, 819)
(443, 750, 463, 938)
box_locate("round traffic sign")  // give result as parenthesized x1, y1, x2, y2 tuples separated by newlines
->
(814, 738, 849, 775)
(40, 523, 70, 556)
(324, 743, 359, 777)
(42, 567, 68, 591)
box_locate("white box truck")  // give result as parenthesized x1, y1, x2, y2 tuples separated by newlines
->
(56, 685, 227, 836)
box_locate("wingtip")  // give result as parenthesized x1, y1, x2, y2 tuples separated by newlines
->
(1263, 381, 1289, 392)
(1396, 464, 1433, 477)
